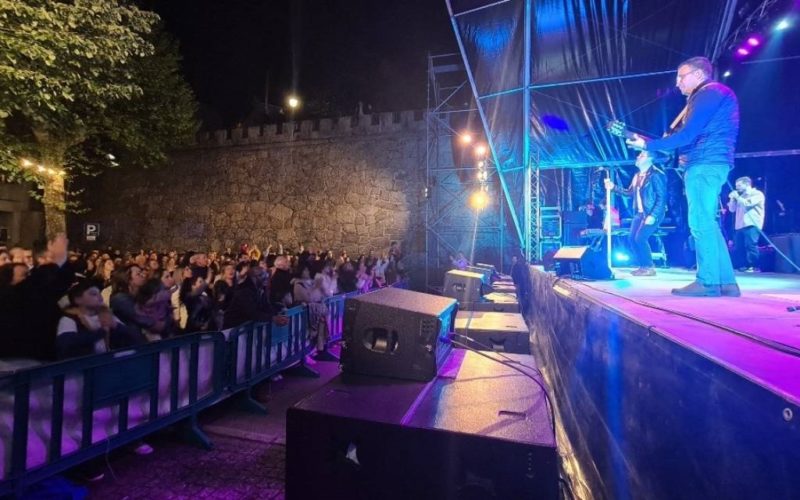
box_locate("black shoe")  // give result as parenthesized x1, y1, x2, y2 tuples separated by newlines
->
(720, 284, 741, 297)
(671, 281, 721, 297)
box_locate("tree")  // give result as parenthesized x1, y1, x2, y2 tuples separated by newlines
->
(0, 0, 197, 237)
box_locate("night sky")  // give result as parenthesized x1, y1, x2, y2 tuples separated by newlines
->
(145, 0, 457, 129)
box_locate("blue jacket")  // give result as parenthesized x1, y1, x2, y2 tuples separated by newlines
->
(645, 81, 739, 169)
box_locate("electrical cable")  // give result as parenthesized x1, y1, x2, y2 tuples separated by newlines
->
(448, 338, 557, 448)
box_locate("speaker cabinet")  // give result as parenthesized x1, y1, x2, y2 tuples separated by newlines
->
(286, 350, 558, 500)
(443, 269, 485, 305)
(553, 246, 613, 280)
(341, 287, 458, 382)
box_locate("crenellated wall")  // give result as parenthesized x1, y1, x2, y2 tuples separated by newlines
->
(73, 111, 430, 266)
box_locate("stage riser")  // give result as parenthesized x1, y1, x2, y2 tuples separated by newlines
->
(528, 270, 800, 500)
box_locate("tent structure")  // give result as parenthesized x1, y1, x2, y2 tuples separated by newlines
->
(444, 0, 748, 261)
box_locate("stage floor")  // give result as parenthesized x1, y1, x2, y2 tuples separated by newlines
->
(556, 267, 800, 405)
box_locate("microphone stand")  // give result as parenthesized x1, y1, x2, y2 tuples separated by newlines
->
(603, 169, 613, 272)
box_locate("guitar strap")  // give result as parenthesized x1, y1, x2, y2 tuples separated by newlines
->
(668, 106, 688, 134)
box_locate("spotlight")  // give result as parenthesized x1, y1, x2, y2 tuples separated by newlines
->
(469, 190, 489, 210)
(723, 70, 732, 78)
(746, 37, 760, 47)
(474, 144, 487, 157)
(775, 18, 791, 32)
(737, 47, 750, 56)
(287, 96, 300, 109)
(460, 133, 473, 145)
(613, 252, 630, 263)
(477, 160, 486, 168)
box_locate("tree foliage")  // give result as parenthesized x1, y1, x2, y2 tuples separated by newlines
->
(0, 0, 198, 231)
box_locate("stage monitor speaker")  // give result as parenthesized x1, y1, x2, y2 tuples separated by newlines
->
(341, 287, 458, 382)
(466, 265, 492, 284)
(553, 246, 613, 280)
(443, 269, 484, 305)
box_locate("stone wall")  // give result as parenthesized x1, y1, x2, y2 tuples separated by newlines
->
(75, 111, 428, 263)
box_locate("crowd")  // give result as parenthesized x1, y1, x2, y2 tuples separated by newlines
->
(0, 235, 405, 480)
(0, 236, 407, 364)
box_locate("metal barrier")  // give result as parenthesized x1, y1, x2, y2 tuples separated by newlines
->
(226, 305, 316, 407)
(0, 332, 227, 497)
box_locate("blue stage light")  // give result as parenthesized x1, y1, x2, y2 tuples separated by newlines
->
(614, 252, 630, 263)
(775, 18, 791, 32)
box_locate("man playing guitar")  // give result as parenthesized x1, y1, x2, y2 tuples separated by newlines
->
(624, 56, 740, 297)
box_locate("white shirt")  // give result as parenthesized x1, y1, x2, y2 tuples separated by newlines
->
(728, 188, 765, 230)
(56, 313, 122, 355)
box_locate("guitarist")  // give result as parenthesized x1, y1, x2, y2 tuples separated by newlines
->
(604, 151, 667, 277)
(626, 56, 740, 298)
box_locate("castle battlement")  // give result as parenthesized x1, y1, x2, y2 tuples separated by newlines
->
(196, 110, 426, 146)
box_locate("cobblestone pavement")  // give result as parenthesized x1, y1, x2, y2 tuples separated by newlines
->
(84, 432, 286, 500)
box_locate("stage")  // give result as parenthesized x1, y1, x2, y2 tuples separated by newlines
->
(528, 266, 800, 500)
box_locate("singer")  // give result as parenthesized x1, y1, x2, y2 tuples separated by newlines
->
(604, 151, 667, 276)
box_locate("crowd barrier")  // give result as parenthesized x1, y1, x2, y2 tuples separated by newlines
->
(0, 332, 227, 497)
(0, 307, 319, 496)
(0, 283, 411, 496)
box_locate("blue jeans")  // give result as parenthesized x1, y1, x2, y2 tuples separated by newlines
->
(684, 165, 737, 286)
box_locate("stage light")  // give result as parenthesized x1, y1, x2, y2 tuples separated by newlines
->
(469, 190, 489, 210)
(477, 170, 488, 182)
(477, 160, 486, 168)
(474, 144, 487, 157)
(737, 47, 750, 56)
(287, 96, 300, 109)
(746, 37, 761, 47)
(775, 18, 791, 32)
(723, 70, 732, 78)
(460, 133, 473, 145)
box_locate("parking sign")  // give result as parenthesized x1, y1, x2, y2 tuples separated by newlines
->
(85, 223, 100, 242)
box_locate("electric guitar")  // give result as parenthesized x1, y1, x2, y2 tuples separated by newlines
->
(605, 119, 681, 175)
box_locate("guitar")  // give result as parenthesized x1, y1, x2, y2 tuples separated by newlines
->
(605, 119, 681, 175)
(605, 120, 654, 142)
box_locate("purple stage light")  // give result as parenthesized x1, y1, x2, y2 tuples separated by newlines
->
(737, 47, 750, 56)
(747, 36, 761, 47)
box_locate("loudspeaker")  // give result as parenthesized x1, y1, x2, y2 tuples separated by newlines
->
(466, 265, 491, 284)
(443, 269, 484, 305)
(454, 311, 529, 354)
(286, 350, 558, 500)
(553, 246, 613, 280)
(341, 287, 458, 382)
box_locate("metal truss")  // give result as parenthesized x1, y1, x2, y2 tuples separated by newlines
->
(424, 53, 504, 290)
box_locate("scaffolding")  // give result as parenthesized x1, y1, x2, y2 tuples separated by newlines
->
(424, 53, 504, 291)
